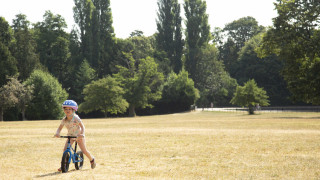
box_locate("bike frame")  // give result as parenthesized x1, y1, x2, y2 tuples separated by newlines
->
(61, 136, 83, 164)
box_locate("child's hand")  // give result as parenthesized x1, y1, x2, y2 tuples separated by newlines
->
(54, 134, 60, 138)
(77, 134, 85, 139)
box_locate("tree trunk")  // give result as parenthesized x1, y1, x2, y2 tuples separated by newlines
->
(128, 104, 136, 117)
(248, 106, 255, 115)
(0, 107, 3, 122)
(104, 107, 108, 118)
(22, 107, 26, 121)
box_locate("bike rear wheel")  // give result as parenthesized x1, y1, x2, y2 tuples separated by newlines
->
(75, 151, 84, 170)
(61, 152, 70, 173)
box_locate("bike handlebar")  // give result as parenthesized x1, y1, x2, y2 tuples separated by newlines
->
(60, 136, 77, 138)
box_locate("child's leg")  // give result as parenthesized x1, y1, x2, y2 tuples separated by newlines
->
(77, 137, 94, 161)
(63, 139, 75, 152)
(59, 139, 75, 171)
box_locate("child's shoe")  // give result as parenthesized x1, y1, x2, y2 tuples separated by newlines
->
(90, 158, 96, 169)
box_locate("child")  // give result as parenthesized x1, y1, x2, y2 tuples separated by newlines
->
(54, 100, 96, 171)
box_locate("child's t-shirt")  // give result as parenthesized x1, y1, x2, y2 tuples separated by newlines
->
(60, 114, 82, 136)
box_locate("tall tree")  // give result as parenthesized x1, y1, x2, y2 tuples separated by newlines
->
(73, 0, 116, 77)
(11, 14, 41, 81)
(114, 52, 164, 117)
(221, 16, 264, 76)
(184, 0, 210, 81)
(156, 0, 184, 74)
(236, 33, 290, 105)
(33, 11, 70, 87)
(223, 16, 264, 49)
(0, 17, 18, 87)
(258, 0, 320, 105)
(196, 45, 238, 107)
(69, 59, 96, 103)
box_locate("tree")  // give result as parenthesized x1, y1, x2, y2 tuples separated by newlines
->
(230, 79, 269, 114)
(156, 0, 184, 73)
(11, 14, 41, 81)
(160, 70, 199, 113)
(223, 16, 264, 49)
(24, 70, 68, 120)
(79, 76, 128, 117)
(0, 78, 19, 121)
(221, 16, 264, 76)
(0, 17, 18, 87)
(184, 0, 211, 81)
(114, 52, 164, 117)
(258, 0, 320, 105)
(130, 30, 144, 37)
(74, 0, 116, 77)
(33, 11, 70, 87)
(195, 45, 237, 107)
(69, 59, 96, 104)
(235, 33, 290, 105)
(2, 77, 34, 121)
(51, 36, 70, 84)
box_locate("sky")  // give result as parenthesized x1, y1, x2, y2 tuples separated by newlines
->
(0, 0, 277, 39)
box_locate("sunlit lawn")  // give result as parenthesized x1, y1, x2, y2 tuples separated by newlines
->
(1, 111, 320, 179)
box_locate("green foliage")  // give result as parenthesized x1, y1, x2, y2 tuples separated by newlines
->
(230, 79, 269, 114)
(16, 81, 34, 121)
(74, 0, 116, 77)
(129, 35, 155, 61)
(114, 52, 164, 117)
(69, 59, 96, 103)
(113, 35, 157, 73)
(0, 77, 19, 121)
(258, 0, 320, 105)
(184, 0, 211, 80)
(235, 33, 290, 105)
(33, 11, 69, 87)
(196, 45, 238, 107)
(221, 16, 264, 76)
(223, 16, 264, 49)
(0, 77, 34, 121)
(51, 36, 70, 83)
(156, 0, 183, 74)
(0, 17, 18, 87)
(11, 14, 41, 81)
(161, 70, 199, 112)
(24, 70, 68, 120)
(79, 76, 128, 117)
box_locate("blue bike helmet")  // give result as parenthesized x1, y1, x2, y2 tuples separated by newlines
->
(62, 100, 78, 111)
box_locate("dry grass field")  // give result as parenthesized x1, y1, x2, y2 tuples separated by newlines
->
(1, 111, 320, 179)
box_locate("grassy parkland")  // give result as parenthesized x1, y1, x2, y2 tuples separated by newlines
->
(1, 111, 320, 179)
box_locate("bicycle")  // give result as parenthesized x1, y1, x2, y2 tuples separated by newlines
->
(59, 136, 84, 173)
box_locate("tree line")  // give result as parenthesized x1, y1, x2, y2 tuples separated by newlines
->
(1, 0, 318, 121)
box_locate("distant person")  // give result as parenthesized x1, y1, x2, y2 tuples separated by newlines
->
(54, 100, 96, 171)
(256, 103, 261, 110)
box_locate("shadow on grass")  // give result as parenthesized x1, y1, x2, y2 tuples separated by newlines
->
(34, 169, 89, 178)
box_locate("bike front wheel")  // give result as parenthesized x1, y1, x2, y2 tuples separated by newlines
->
(75, 151, 84, 170)
(61, 152, 70, 173)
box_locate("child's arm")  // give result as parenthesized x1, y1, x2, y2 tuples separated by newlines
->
(77, 121, 85, 138)
(54, 124, 64, 137)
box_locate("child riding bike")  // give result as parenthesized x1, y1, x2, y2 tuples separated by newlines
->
(54, 100, 96, 171)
